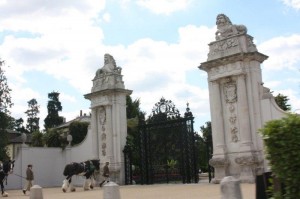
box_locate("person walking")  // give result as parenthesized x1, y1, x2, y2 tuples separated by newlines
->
(99, 162, 109, 187)
(23, 164, 34, 195)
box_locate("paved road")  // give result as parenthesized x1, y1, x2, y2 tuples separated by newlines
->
(5, 182, 255, 199)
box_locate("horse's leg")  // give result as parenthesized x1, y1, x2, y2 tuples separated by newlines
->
(0, 181, 4, 195)
(69, 177, 76, 192)
(83, 176, 90, 191)
(1, 181, 8, 197)
(62, 176, 71, 193)
(90, 176, 96, 189)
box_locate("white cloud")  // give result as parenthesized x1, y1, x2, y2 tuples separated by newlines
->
(258, 34, 300, 71)
(102, 12, 111, 22)
(282, 0, 300, 10)
(136, 0, 192, 15)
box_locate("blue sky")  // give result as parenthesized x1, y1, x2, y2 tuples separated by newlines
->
(0, 0, 299, 132)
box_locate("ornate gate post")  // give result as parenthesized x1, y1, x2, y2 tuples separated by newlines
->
(199, 14, 268, 183)
(85, 54, 132, 185)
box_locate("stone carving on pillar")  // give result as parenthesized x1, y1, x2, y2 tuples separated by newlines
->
(99, 106, 107, 156)
(207, 14, 257, 61)
(215, 13, 247, 41)
(96, 54, 121, 76)
(224, 78, 239, 142)
(92, 53, 125, 92)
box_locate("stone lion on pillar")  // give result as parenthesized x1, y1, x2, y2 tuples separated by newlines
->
(96, 53, 121, 77)
(215, 14, 247, 40)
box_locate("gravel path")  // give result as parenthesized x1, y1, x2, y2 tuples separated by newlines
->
(5, 182, 255, 199)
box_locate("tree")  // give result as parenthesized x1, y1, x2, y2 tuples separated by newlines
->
(44, 91, 64, 130)
(14, 118, 27, 133)
(198, 121, 213, 172)
(25, 98, 40, 133)
(259, 114, 300, 198)
(274, 93, 291, 111)
(0, 60, 13, 160)
(43, 128, 65, 147)
(69, 121, 89, 145)
(125, 96, 145, 167)
(31, 131, 44, 147)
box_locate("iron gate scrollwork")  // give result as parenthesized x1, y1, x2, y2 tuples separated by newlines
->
(124, 98, 198, 184)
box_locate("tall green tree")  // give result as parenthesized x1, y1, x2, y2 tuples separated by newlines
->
(25, 98, 40, 133)
(44, 91, 64, 130)
(274, 93, 291, 111)
(125, 96, 145, 166)
(0, 60, 13, 160)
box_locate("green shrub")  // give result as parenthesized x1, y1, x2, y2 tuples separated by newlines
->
(69, 121, 89, 145)
(259, 114, 300, 199)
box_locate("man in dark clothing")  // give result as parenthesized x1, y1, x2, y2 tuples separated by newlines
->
(99, 162, 109, 187)
(23, 164, 34, 195)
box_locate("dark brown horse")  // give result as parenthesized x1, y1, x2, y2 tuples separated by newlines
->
(0, 160, 15, 197)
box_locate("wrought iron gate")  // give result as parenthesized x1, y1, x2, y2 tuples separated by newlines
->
(124, 98, 198, 184)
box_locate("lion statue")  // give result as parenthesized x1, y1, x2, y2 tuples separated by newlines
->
(215, 14, 247, 40)
(96, 53, 121, 76)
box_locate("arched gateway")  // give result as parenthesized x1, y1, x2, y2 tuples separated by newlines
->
(199, 14, 286, 183)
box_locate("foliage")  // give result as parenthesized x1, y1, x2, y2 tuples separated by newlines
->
(0, 112, 9, 160)
(200, 121, 212, 143)
(274, 93, 291, 111)
(259, 114, 300, 199)
(44, 91, 64, 130)
(167, 159, 177, 169)
(14, 117, 27, 133)
(0, 60, 13, 114)
(69, 121, 89, 145)
(197, 121, 213, 172)
(31, 131, 44, 147)
(25, 98, 40, 133)
(126, 96, 145, 123)
(43, 128, 66, 148)
(0, 60, 13, 160)
(125, 96, 145, 166)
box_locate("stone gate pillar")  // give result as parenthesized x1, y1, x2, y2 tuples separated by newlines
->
(85, 54, 132, 185)
(199, 14, 268, 183)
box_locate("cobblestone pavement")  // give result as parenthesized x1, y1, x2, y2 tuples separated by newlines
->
(5, 182, 255, 199)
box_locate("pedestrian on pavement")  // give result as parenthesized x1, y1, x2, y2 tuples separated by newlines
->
(23, 164, 34, 195)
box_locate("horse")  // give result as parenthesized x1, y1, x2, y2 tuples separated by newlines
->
(0, 160, 15, 197)
(62, 159, 100, 192)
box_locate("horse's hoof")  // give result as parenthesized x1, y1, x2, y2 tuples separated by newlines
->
(2, 192, 8, 197)
(71, 188, 76, 192)
(62, 188, 66, 193)
(90, 185, 94, 189)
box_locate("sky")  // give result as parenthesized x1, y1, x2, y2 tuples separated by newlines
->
(0, 0, 300, 133)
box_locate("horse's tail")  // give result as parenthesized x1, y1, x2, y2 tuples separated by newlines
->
(63, 164, 73, 176)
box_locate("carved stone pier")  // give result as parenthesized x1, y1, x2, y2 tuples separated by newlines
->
(199, 14, 271, 183)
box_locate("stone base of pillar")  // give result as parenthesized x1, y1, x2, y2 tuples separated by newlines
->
(209, 157, 229, 184)
(235, 155, 259, 183)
